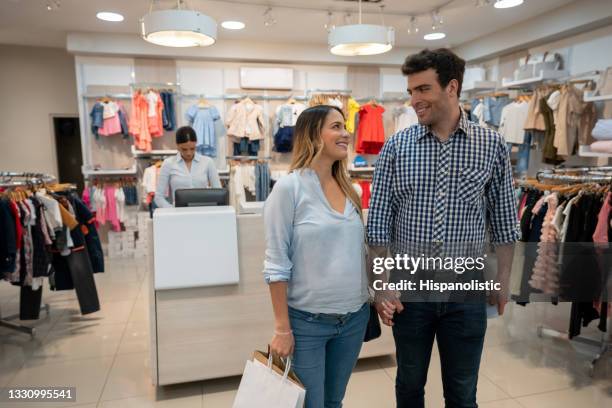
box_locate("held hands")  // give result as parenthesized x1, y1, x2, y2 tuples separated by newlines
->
(374, 290, 404, 326)
(270, 330, 294, 358)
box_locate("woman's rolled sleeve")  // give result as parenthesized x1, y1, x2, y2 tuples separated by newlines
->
(263, 176, 295, 283)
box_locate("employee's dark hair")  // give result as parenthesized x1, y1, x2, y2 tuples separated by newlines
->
(175, 126, 198, 144)
(401, 48, 466, 97)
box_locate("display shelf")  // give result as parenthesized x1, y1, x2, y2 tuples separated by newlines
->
(584, 91, 612, 102)
(578, 145, 612, 158)
(132, 146, 178, 157)
(82, 165, 137, 177)
(349, 166, 375, 172)
(462, 81, 498, 93)
(501, 69, 569, 88)
(81, 93, 132, 100)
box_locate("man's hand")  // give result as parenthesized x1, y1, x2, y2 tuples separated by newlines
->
(375, 298, 404, 326)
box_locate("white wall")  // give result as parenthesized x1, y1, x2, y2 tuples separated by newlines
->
(0, 45, 78, 176)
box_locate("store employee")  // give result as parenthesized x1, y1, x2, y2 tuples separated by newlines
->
(154, 126, 221, 208)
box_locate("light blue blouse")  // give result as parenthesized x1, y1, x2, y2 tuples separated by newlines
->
(154, 153, 221, 208)
(263, 168, 369, 314)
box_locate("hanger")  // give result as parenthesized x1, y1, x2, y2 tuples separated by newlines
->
(198, 97, 210, 108)
(287, 96, 297, 105)
(243, 96, 255, 105)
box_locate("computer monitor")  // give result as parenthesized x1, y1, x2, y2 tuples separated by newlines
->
(174, 188, 229, 208)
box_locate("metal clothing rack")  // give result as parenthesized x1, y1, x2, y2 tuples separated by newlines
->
(536, 166, 612, 184)
(530, 165, 611, 376)
(0, 171, 54, 337)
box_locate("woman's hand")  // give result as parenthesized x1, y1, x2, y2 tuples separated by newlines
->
(270, 331, 294, 358)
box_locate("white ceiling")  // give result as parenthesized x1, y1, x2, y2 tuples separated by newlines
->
(0, 0, 578, 49)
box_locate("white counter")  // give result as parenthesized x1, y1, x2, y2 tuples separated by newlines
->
(148, 211, 394, 386)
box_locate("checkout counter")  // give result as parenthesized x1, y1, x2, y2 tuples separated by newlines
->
(148, 205, 394, 386)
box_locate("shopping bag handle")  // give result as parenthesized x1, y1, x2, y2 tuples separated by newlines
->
(267, 353, 292, 380)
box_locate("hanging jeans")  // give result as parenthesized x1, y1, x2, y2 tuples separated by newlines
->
(511, 131, 532, 176)
(233, 138, 260, 156)
(255, 163, 271, 201)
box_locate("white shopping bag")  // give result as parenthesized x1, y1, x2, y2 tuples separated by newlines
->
(233, 351, 306, 408)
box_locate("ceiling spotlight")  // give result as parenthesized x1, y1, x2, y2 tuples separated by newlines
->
(141, 0, 217, 47)
(424, 32, 446, 41)
(221, 21, 245, 30)
(97, 12, 124, 22)
(494, 0, 524, 8)
(263, 7, 277, 27)
(324, 11, 335, 32)
(407, 16, 419, 34)
(431, 10, 443, 30)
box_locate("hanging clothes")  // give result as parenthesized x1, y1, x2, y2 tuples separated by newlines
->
(186, 104, 224, 157)
(393, 104, 418, 133)
(90, 100, 129, 139)
(273, 102, 306, 153)
(255, 162, 271, 201)
(129, 90, 165, 152)
(346, 98, 360, 134)
(226, 98, 265, 141)
(356, 104, 385, 155)
(499, 101, 530, 144)
(359, 180, 371, 209)
(160, 91, 176, 131)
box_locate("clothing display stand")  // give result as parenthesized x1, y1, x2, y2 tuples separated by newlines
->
(0, 303, 50, 338)
(531, 166, 612, 376)
(0, 171, 57, 337)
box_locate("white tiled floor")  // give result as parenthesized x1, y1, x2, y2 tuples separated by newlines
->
(0, 258, 610, 407)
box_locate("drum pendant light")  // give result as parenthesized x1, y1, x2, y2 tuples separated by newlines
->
(141, 0, 217, 47)
(328, 0, 394, 56)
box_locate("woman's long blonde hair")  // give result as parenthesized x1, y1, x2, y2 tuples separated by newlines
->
(290, 105, 362, 216)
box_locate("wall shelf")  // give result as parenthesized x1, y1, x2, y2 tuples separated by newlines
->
(82, 165, 138, 177)
(462, 81, 498, 93)
(578, 145, 612, 158)
(501, 69, 568, 88)
(584, 91, 612, 102)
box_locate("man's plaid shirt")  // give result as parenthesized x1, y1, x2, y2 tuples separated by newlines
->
(366, 110, 519, 249)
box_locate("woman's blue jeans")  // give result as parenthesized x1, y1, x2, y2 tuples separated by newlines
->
(288, 302, 369, 408)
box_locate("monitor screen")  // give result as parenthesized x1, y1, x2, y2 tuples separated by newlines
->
(174, 188, 229, 208)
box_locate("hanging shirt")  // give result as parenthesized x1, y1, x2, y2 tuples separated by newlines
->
(155, 153, 222, 208)
(185, 105, 223, 157)
(101, 101, 118, 119)
(346, 98, 360, 133)
(499, 101, 530, 144)
(275, 103, 307, 129)
(356, 104, 386, 155)
(393, 105, 418, 133)
(226, 99, 265, 140)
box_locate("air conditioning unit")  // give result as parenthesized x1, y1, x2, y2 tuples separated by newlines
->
(239, 67, 294, 90)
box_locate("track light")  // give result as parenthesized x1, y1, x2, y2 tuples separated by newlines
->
(324, 11, 335, 32)
(263, 7, 277, 27)
(407, 16, 419, 34)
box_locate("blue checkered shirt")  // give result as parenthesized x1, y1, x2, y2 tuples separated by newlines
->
(367, 110, 519, 248)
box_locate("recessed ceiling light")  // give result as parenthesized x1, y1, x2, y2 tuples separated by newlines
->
(221, 21, 246, 30)
(494, 0, 524, 9)
(97, 12, 124, 22)
(424, 32, 446, 40)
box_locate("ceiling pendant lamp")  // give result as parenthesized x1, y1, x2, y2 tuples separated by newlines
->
(328, 0, 394, 56)
(141, 0, 217, 48)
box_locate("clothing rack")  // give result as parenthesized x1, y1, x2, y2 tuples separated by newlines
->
(525, 166, 611, 376)
(180, 93, 309, 102)
(226, 156, 272, 162)
(0, 171, 54, 336)
(0, 172, 57, 188)
(536, 166, 612, 183)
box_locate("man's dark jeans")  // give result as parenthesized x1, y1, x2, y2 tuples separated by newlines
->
(392, 302, 487, 408)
